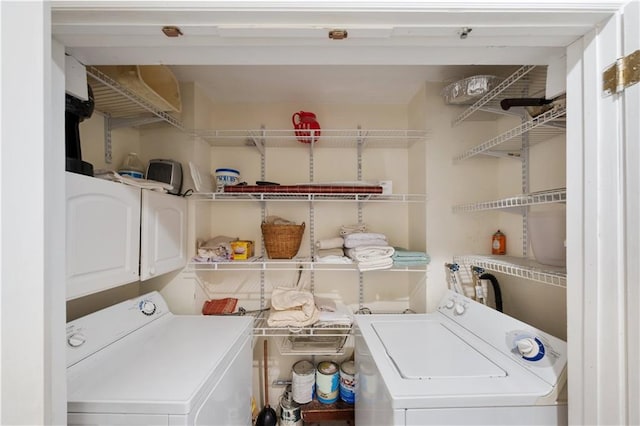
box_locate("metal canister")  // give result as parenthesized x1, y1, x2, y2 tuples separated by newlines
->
(316, 361, 339, 404)
(279, 386, 302, 426)
(339, 360, 356, 404)
(291, 360, 315, 404)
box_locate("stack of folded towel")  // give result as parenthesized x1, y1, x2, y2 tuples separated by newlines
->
(314, 296, 354, 327)
(267, 286, 319, 327)
(315, 236, 352, 263)
(392, 247, 431, 266)
(343, 232, 395, 271)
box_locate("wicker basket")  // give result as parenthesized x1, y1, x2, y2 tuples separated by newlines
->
(261, 222, 305, 259)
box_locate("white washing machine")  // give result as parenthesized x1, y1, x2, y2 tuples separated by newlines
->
(66, 291, 253, 426)
(355, 290, 567, 426)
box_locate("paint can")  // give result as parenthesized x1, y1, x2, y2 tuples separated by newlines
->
(291, 360, 315, 404)
(316, 361, 339, 404)
(279, 386, 302, 426)
(339, 360, 356, 404)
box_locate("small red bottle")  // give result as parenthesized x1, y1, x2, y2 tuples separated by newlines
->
(492, 230, 506, 255)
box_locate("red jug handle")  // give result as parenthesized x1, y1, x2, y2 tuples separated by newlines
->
(292, 112, 301, 126)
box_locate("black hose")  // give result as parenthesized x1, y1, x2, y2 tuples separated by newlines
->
(479, 273, 503, 312)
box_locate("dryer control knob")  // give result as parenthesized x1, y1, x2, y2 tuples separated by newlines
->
(140, 301, 157, 316)
(67, 333, 86, 348)
(517, 338, 541, 358)
(454, 303, 466, 315)
(445, 299, 455, 309)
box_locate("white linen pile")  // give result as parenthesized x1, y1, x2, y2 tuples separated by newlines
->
(314, 297, 354, 328)
(343, 232, 395, 271)
(267, 286, 319, 327)
(315, 236, 352, 263)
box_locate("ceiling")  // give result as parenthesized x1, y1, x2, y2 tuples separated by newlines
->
(52, 1, 622, 104)
(169, 64, 517, 104)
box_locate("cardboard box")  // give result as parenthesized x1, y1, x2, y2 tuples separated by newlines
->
(230, 240, 254, 260)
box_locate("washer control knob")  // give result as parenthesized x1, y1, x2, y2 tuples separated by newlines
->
(139, 300, 156, 316)
(67, 333, 86, 348)
(445, 299, 455, 309)
(516, 337, 545, 361)
(454, 303, 466, 315)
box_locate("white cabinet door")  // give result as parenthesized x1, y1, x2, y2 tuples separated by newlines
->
(140, 190, 187, 281)
(66, 173, 141, 300)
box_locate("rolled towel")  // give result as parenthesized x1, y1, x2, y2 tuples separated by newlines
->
(267, 308, 319, 327)
(268, 286, 319, 327)
(316, 237, 345, 249)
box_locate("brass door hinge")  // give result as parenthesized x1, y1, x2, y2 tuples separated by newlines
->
(603, 49, 640, 96)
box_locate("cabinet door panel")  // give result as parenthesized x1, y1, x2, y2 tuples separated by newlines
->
(66, 173, 141, 300)
(140, 190, 187, 280)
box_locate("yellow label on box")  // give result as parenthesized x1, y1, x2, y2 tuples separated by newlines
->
(230, 241, 254, 260)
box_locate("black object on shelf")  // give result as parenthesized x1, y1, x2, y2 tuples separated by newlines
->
(65, 84, 95, 176)
(500, 97, 553, 111)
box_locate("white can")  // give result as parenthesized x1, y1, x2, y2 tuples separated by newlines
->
(316, 361, 339, 404)
(291, 360, 315, 404)
(279, 388, 302, 426)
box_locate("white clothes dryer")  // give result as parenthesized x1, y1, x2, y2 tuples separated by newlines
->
(355, 290, 567, 426)
(66, 291, 253, 426)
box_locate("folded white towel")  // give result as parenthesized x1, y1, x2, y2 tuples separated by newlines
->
(345, 246, 395, 262)
(343, 232, 388, 248)
(315, 255, 353, 264)
(316, 237, 344, 249)
(357, 257, 394, 271)
(316, 302, 353, 326)
(340, 223, 367, 235)
(343, 238, 388, 248)
(316, 248, 345, 257)
(344, 232, 387, 241)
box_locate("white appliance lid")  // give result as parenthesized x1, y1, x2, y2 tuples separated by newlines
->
(372, 320, 507, 379)
(67, 315, 252, 415)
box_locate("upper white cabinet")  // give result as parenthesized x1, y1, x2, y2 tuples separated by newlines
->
(66, 172, 188, 300)
(140, 189, 188, 280)
(66, 172, 141, 300)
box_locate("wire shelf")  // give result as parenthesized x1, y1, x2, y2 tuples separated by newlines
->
(193, 129, 429, 149)
(187, 257, 429, 272)
(452, 65, 548, 125)
(452, 188, 566, 213)
(454, 105, 566, 161)
(189, 192, 426, 203)
(454, 255, 566, 288)
(86, 66, 184, 130)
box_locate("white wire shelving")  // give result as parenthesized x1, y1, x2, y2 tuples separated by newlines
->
(193, 128, 429, 149)
(451, 65, 547, 125)
(87, 66, 184, 130)
(454, 255, 566, 288)
(190, 192, 426, 203)
(454, 104, 566, 162)
(452, 188, 566, 213)
(187, 257, 428, 273)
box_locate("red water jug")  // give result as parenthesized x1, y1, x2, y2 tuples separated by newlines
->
(292, 111, 321, 144)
